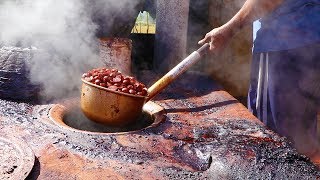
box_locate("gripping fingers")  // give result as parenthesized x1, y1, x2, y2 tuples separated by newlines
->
(198, 38, 206, 45)
(198, 33, 210, 45)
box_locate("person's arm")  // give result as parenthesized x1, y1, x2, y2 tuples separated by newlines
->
(198, 0, 284, 51)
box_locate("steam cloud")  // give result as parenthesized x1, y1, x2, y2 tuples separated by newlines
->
(0, 0, 142, 100)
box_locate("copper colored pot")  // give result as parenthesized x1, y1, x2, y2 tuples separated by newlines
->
(81, 80, 146, 126)
(81, 43, 209, 126)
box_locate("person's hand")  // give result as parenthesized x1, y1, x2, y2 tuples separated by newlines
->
(198, 25, 233, 52)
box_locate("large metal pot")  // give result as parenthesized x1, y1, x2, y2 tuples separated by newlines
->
(81, 80, 145, 126)
(81, 43, 209, 126)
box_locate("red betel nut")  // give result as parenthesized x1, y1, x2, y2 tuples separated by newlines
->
(82, 68, 148, 96)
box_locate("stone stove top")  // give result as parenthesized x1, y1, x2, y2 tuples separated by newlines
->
(0, 72, 319, 179)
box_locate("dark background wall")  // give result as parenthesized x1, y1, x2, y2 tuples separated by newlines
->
(131, 0, 252, 101)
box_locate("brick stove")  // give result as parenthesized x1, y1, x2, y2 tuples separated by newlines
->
(1, 1, 319, 178)
(0, 70, 319, 179)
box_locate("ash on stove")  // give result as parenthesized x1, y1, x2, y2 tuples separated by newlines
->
(0, 135, 35, 180)
(46, 99, 166, 134)
(63, 106, 154, 133)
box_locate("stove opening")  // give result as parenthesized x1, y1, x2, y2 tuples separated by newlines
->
(48, 99, 166, 134)
(64, 107, 153, 133)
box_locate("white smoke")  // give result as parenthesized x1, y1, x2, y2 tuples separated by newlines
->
(0, 0, 100, 100)
(0, 0, 142, 100)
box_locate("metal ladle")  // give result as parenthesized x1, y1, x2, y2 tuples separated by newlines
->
(80, 43, 210, 126)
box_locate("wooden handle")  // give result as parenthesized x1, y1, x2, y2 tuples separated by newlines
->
(146, 43, 209, 101)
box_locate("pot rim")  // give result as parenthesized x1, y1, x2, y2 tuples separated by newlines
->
(81, 78, 147, 99)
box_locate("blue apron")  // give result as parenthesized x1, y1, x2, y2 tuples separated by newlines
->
(253, 0, 320, 53)
(248, 0, 320, 155)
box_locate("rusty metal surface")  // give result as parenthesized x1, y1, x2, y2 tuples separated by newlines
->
(99, 37, 132, 75)
(0, 72, 319, 179)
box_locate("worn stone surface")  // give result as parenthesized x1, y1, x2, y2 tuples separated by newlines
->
(0, 134, 34, 180)
(0, 72, 319, 179)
